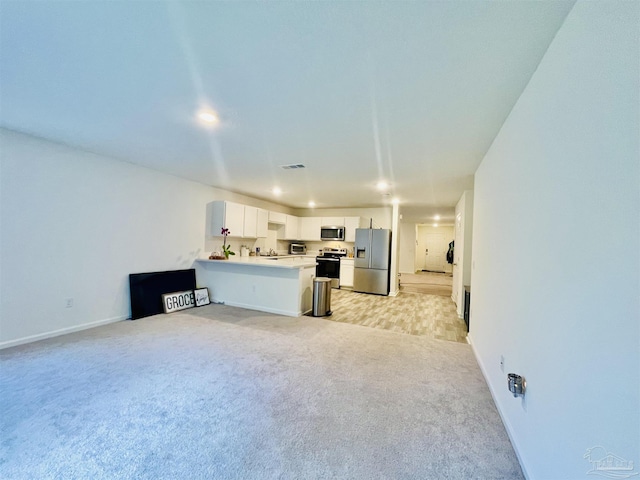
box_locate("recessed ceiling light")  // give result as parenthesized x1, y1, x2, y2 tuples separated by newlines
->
(308, 201, 316, 208)
(197, 110, 219, 125)
(434, 215, 441, 221)
(272, 187, 282, 196)
(376, 181, 389, 191)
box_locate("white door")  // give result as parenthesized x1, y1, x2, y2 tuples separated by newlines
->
(416, 232, 427, 271)
(424, 234, 446, 272)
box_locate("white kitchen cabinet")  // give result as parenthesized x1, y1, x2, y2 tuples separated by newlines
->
(340, 258, 354, 287)
(268, 211, 287, 225)
(211, 201, 245, 237)
(299, 217, 322, 241)
(243, 206, 258, 238)
(321, 216, 344, 226)
(283, 215, 300, 240)
(344, 216, 367, 242)
(257, 208, 268, 238)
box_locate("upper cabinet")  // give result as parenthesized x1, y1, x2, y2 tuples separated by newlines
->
(211, 201, 245, 237)
(321, 217, 344, 226)
(211, 201, 268, 238)
(299, 217, 322, 241)
(243, 206, 258, 238)
(284, 215, 300, 240)
(256, 208, 268, 238)
(211, 206, 368, 241)
(344, 216, 367, 242)
(268, 211, 286, 225)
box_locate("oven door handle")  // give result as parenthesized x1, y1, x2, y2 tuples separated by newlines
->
(317, 258, 340, 262)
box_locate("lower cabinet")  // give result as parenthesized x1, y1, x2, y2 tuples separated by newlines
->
(340, 259, 355, 287)
(300, 266, 315, 314)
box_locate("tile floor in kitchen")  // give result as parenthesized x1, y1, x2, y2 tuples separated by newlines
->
(324, 287, 467, 343)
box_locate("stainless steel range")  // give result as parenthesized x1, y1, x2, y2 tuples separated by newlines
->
(316, 247, 347, 288)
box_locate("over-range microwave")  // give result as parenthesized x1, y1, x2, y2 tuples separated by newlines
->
(321, 226, 345, 241)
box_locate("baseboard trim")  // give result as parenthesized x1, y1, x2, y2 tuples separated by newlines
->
(469, 334, 531, 480)
(220, 300, 300, 318)
(0, 315, 128, 350)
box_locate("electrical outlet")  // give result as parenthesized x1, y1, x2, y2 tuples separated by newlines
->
(65, 298, 74, 308)
(500, 355, 505, 372)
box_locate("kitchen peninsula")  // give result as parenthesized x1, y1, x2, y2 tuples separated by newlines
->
(194, 256, 317, 317)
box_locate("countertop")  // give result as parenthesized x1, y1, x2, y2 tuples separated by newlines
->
(196, 256, 317, 269)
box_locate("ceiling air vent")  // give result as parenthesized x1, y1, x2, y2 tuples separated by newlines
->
(280, 163, 306, 170)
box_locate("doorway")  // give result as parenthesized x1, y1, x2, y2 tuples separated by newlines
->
(415, 225, 454, 274)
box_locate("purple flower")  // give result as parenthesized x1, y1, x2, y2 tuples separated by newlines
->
(220, 227, 234, 256)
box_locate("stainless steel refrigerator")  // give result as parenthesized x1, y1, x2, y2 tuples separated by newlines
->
(353, 228, 391, 295)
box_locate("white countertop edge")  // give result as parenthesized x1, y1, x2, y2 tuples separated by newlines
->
(196, 257, 317, 269)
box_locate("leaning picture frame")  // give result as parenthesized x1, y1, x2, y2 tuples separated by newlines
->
(194, 287, 210, 307)
(162, 290, 196, 314)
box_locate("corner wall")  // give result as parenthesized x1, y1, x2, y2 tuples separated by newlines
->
(470, 2, 639, 478)
(398, 222, 417, 273)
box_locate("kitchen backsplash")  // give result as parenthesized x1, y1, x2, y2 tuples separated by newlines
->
(206, 238, 355, 257)
(206, 237, 267, 257)
(302, 241, 354, 256)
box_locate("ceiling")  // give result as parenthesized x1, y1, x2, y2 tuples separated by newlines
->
(0, 1, 574, 224)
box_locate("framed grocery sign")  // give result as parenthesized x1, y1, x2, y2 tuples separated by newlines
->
(162, 290, 196, 313)
(162, 288, 211, 313)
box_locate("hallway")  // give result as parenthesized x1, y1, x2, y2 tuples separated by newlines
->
(399, 271, 453, 297)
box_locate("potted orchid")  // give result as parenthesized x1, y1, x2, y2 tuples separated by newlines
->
(221, 227, 235, 259)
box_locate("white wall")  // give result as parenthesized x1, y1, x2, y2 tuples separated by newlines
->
(398, 223, 417, 273)
(470, 2, 639, 479)
(0, 129, 292, 347)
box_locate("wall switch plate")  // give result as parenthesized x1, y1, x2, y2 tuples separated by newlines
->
(500, 355, 505, 372)
(65, 298, 74, 308)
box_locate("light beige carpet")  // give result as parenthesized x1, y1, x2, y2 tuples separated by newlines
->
(1, 306, 523, 479)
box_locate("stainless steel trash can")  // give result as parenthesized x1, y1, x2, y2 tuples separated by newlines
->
(312, 277, 332, 317)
